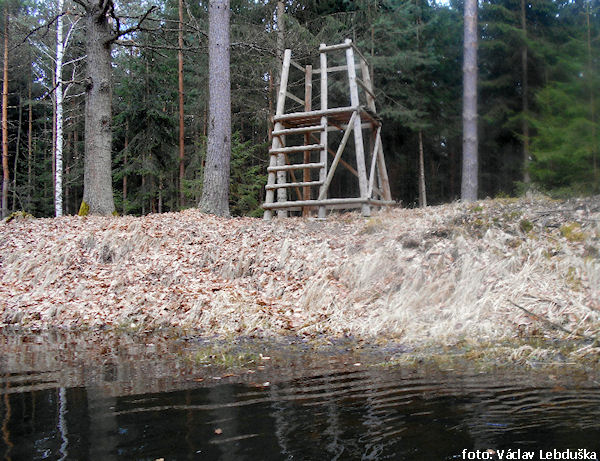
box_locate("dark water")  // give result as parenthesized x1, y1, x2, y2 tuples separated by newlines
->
(1, 333, 600, 460)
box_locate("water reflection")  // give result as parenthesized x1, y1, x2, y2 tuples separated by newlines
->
(1, 333, 599, 460)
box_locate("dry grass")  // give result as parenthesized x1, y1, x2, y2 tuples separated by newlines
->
(1, 195, 599, 357)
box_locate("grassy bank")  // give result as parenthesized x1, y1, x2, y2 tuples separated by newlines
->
(1, 195, 599, 364)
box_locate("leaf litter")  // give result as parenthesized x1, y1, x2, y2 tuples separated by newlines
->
(1, 194, 599, 363)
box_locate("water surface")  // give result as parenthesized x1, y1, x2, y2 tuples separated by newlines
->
(1, 332, 599, 460)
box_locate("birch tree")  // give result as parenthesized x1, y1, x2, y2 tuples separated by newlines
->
(199, 0, 231, 216)
(54, 0, 81, 216)
(1, 5, 9, 219)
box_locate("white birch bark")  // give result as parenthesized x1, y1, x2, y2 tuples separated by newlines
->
(55, 0, 65, 217)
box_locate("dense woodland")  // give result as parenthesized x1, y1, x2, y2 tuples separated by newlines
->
(0, 0, 598, 219)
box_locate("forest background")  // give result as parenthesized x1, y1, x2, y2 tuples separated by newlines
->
(0, 0, 598, 219)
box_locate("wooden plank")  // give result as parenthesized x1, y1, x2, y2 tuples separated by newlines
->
(346, 40, 370, 217)
(285, 91, 304, 106)
(270, 144, 323, 154)
(319, 41, 352, 53)
(309, 133, 359, 178)
(273, 106, 358, 122)
(351, 43, 370, 68)
(318, 111, 357, 200)
(290, 58, 305, 72)
(265, 180, 323, 190)
(367, 127, 382, 197)
(263, 197, 395, 209)
(268, 162, 325, 172)
(356, 77, 376, 100)
(312, 65, 348, 74)
(272, 124, 325, 136)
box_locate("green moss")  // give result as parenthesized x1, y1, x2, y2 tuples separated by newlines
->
(4, 211, 34, 223)
(560, 222, 586, 242)
(78, 200, 90, 216)
(519, 219, 533, 233)
(566, 266, 582, 291)
(360, 217, 385, 234)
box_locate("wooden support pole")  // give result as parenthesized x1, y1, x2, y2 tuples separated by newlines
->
(318, 44, 328, 218)
(285, 92, 304, 106)
(345, 39, 370, 217)
(303, 64, 313, 215)
(376, 137, 392, 201)
(318, 111, 357, 200)
(264, 48, 292, 220)
(367, 126, 382, 198)
(309, 133, 359, 178)
(276, 49, 292, 218)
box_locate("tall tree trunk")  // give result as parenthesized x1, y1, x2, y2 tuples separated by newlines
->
(199, 0, 231, 216)
(79, 2, 115, 216)
(521, 0, 530, 185)
(586, 2, 598, 188)
(12, 95, 22, 211)
(122, 120, 128, 214)
(418, 130, 427, 207)
(461, 0, 479, 202)
(55, 0, 65, 217)
(416, 0, 427, 208)
(28, 79, 32, 210)
(178, 0, 186, 209)
(1, 10, 9, 219)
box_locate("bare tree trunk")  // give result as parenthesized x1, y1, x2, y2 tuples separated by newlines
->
(178, 0, 186, 209)
(521, 0, 530, 185)
(418, 130, 427, 207)
(122, 120, 127, 214)
(12, 95, 22, 211)
(586, 3, 598, 188)
(199, 0, 231, 216)
(77, 0, 116, 216)
(55, 0, 65, 217)
(28, 79, 32, 210)
(461, 0, 479, 202)
(1, 10, 9, 219)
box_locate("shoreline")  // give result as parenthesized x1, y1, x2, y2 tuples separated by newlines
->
(1, 195, 599, 366)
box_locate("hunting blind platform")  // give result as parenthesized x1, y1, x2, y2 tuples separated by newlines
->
(263, 39, 394, 220)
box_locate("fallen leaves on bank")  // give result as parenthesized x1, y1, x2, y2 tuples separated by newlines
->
(0, 195, 599, 353)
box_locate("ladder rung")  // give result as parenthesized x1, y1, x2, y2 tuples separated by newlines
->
(272, 125, 326, 136)
(269, 144, 324, 155)
(267, 162, 325, 172)
(265, 180, 324, 190)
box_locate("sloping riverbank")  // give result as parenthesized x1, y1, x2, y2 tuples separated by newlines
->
(1, 195, 599, 364)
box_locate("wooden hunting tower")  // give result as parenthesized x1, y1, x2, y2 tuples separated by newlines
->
(263, 39, 394, 220)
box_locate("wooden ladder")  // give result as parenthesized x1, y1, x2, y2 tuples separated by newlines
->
(263, 40, 393, 220)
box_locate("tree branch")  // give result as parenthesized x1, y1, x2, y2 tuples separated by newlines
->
(111, 6, 158, 42)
